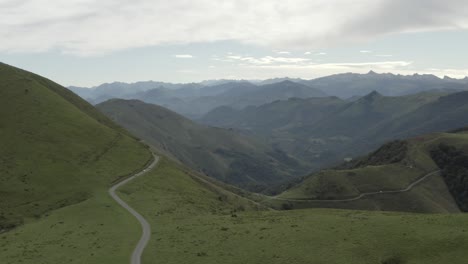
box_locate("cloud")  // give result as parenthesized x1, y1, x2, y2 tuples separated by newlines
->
(1, 0, 468, 55)
(316, 52, 327, 56)
(219, 55, 310, 65)
(252, 61, 413, 70)
(304, 51, 312, 55)
(376, 54, 393, 57)
(216, 59, 419, 81)
(174, 54, 194, 58)
(277, 51, 291, 55)
(216, 53, 412, 73)
(360, 50, 373, 53)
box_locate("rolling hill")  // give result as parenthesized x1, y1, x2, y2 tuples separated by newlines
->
(269, 129, 468, 213)
(96, 99, 311, 191)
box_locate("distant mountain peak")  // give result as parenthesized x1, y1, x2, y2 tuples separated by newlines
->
(367, 70, 378, 75)
(276, 80, 298, 85)
(363, 90, 383, 100)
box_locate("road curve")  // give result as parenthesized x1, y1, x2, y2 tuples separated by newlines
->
(109, 154, 159, 264)
(269, 170, 441, 203)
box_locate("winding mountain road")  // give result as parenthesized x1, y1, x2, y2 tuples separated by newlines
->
(109, 154, 159, 264)
(269, 170, 441, 203)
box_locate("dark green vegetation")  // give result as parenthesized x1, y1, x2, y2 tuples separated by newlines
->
(97, 99, 310, 191)
(351, 140, 408, 168)
(120, 156, 468, 264)
(272, 131, 468, 213)
(0, 62, 152, 263)
(202, 90, 468, 171)
(431, 143, 468, 211)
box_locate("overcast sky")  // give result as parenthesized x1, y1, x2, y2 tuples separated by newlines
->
(1, 0, 468, 86)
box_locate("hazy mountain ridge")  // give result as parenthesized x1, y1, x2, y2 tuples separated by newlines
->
(70, 71, 468, 119)
(96, 99, 312, 191)
(202, 90, 468, 171)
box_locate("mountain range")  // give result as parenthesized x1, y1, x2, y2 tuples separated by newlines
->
(70, 71, 468, 119)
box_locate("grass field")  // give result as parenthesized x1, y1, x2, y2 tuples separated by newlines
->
(119, 157, 468, 264)
(0, 192, 141, 264)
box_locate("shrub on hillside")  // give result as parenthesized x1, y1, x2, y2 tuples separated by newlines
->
(431, 144, 468, 212)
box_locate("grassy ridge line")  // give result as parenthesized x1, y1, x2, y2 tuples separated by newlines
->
(0, 62, 136, 139)
(267, 170, 440, 203)
(269, 132, 465, 212)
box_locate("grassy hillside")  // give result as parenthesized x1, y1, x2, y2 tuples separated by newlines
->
(119, 157, 468, 264)
(272, 131, 468, 213)
(97, 99, 310, 191)
(0, 62, 152, 263)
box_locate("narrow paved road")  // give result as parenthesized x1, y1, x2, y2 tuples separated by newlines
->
(109, 154, 159, 264)
(269, 170, 441, 203)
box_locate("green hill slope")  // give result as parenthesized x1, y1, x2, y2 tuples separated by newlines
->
(0, 62, 151, 236)
(273, 130, 468, 213)
(116, 156, 468, 264)
(96, 99, 310, 191)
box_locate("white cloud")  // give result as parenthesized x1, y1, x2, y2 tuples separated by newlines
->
(175, 54, 194, 58)
(304, 51, 312, 55)
(360, 50, 373, 53)
(316, 52, 327, 56)
(252, 61, 413, 70)
(221, 55, 310, 65)
(1, 0, 468, 55)
(277, 51, 291, 55)
(216, 53, 412, 73)
(376, 54, 393, 57)
(421, 68, 468, 79)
